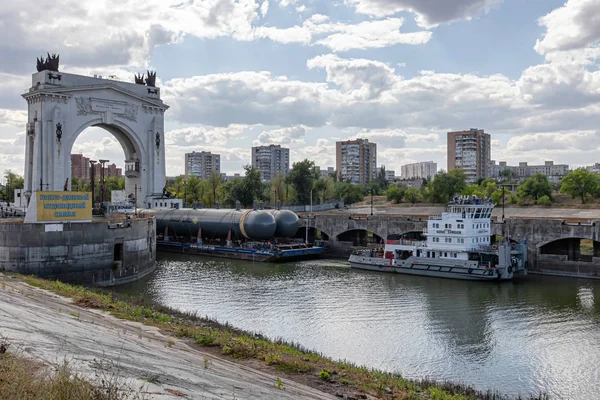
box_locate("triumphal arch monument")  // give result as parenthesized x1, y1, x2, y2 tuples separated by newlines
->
(22, 54, 168, 220)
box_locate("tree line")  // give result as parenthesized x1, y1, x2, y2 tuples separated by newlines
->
(164, 160, 391, 208)
(386, 168, 600, 205)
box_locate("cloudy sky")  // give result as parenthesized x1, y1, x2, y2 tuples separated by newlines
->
(1, 0, 600, 176)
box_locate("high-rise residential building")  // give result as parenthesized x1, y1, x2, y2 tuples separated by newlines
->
(251, 144, 290, 182)
(185, 151, 221, 179)
(71, 154, 90, 181)
(400, 161, 437, 180)
(336, 138, 377, 185)
(491, 160, 569, 183)
(92, 162, 123, 180)
(447, 129, 491, 183)
(317, 166, 335, 178)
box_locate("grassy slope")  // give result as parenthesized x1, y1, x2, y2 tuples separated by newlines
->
(16, 275, 546, 400)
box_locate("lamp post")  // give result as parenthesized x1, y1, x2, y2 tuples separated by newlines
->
(89, 160, 97, 207)
(183, 181, 187, 208)
(370, 190, 374, 216)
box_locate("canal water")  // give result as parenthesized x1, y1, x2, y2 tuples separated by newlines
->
(118, 254, 600, 399)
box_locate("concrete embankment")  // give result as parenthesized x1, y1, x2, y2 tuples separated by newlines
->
(0, 273, 337, 400)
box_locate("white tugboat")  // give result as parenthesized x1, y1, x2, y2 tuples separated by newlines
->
(348, 196, 528, 281)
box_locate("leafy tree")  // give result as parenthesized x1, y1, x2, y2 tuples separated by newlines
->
(404, 187, 423, 204)
(536, 195, 552, 206)
(462, 184, 484, 197)
(287, 159, 318, 204)
(517, 173, 552, 201)
(222, 166, 266, 208)
(208, 172, 222, 206)
(365, 181, 384, 196)
(386, 185, 405, 203)
(428, 169, 467, 203)
(335, 182, 364, 205)
(560, 169, 599, 204)
(376, 165, 389, 190)
(271, 173, 286, 204)
(2, 170, 24, 203)
(499, 168, 516, 182)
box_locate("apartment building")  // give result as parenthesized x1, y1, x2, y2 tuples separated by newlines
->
(492, 160, 569, 183)
(251, 144, 289, 182)
(447, 129, 491, 183)
(185, 151, 221, 179)
(400, 161, 437, 180)
(71, 154, 90, 181)
(336, 139, 377, 185)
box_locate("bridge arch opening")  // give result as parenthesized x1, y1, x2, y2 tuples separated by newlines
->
(295, 227, 328, 243)
(539, 238, 600, 262)
(336, 229, 383, 247)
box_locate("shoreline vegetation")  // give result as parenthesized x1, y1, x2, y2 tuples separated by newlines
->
(9, 274, 547, 400)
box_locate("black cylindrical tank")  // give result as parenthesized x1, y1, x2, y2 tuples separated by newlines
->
(139, 208, 277, 240)
(266, 210, 300, 237)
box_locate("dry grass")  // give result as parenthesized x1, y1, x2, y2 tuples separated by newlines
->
(0, 354, 120, 400)
(0, 332, 145, 400)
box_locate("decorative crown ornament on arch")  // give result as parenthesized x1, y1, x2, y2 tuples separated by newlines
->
(22, 54, 169, 221)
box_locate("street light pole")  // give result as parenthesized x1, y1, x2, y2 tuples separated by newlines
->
(370, 190, 373, 216)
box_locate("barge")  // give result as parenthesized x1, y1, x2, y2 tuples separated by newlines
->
(157, 240, 326, 262)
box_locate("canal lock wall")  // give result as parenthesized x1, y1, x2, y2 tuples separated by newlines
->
(0, 217, 156, 286)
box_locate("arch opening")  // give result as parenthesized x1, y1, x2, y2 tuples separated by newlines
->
(295, 227, 328, 243)
(68, 124, 141, 207)
(539, 238, 600, 263)
(336, 229, 383, 247)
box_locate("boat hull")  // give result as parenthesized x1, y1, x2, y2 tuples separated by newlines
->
(349, 256, 507, 281)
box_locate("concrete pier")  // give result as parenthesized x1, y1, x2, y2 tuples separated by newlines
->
(0, 216, 156, 286)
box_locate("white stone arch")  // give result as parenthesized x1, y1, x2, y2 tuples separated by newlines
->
(22, 69, 169, 217)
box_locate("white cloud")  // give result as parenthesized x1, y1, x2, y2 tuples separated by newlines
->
(314, 18, 432, 52)
(534, 0, 600, 55)
(307, 54, 396, 99)
(260, 1, 269, 17)
(344, 0, 503, 28)
(252, 126, 307, 145)
(166, 125, 248, 147)
(255, 17, 432, 52)
(280, 0, 298, 6)
(506, 131, 600, 152)
(0, 110, 27, 129)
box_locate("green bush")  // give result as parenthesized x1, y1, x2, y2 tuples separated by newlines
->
(319, 369, 331, 381)
(536, 195, 552, 206)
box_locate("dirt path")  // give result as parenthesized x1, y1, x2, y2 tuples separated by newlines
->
(0, 274, 338, 399)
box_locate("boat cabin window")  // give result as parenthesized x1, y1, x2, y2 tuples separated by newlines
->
(427, 251, 430, 257)
(453, 253, 457, 258)
(444, 252, 448, 257)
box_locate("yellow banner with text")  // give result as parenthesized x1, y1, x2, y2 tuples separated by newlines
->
(36, 191, 92, 222)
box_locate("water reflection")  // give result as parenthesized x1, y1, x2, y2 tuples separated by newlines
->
(118, 254, 600, 399)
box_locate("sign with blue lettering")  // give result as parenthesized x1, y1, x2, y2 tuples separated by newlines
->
(36, 191, 92, 222)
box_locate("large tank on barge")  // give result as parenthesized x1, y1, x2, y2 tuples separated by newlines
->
(138, 208, 299, 240)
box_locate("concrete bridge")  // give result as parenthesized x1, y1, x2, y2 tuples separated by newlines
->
(298, 208, 600, 279)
